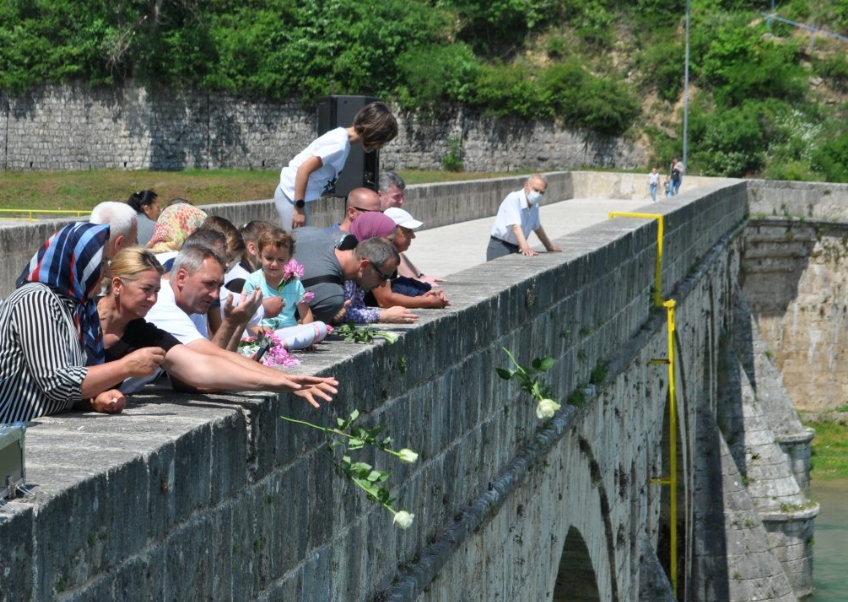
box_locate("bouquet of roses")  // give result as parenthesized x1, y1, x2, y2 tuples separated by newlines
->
(238, 331, 300, 368)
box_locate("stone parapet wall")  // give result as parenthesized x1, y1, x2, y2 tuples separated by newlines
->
(0, 179, 815, 600)
(0, 173, 571, 298)
(0, 83, 648, 173)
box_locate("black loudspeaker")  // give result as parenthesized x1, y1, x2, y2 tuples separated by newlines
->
(317, 95, 379, 196)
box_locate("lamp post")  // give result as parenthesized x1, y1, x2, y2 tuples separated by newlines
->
(683, 0, 691, 170)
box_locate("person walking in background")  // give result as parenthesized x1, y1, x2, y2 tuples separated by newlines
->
(670, 156, 685, 196)
(487, 173, 562, 261)
(126, 190, 161, 246)
(274, 101, 398, 231)
(648, 166, 660, 202)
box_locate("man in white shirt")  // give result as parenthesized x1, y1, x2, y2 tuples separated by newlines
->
(487, 174, 562, 261)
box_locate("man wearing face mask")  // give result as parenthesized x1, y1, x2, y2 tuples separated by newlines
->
(487, 173, 562, 261)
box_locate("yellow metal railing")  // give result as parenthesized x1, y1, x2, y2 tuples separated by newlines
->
(0, 209, 89, 221)
(609, 211, 678, 596)
(608, 212, 665, 308)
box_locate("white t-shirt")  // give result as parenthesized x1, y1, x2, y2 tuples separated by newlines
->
(144, 278, 206, 345)
(278, 127, 351, 202)
(490, 189, 542, 245)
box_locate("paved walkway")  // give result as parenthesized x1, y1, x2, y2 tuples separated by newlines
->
(407, 197, 654, 279)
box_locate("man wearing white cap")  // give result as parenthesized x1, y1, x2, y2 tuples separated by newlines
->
(371, 207, 450, 309)
(487, 173, 561, 261)
(383, 207, 443, 285)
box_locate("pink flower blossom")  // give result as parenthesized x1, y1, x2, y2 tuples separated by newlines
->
(261, 332, 300, 368)
(301, 290, 315, 304)
(283, 259, 304, 282)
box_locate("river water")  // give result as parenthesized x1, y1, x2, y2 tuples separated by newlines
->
(809, 479, 848, 600)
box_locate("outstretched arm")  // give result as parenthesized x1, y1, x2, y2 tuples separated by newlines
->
(178, 337, 337, 407)
(292, 156, 324, 228)
(511, 224, 537, 256)
(371, 281, 449, 309)
(533, 226, 561, 253)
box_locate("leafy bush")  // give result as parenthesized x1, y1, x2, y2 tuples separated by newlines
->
(471, 62, 539, 119)
(691, 101, 789, 176)
(448, 0, 562, 55)
(540, 60, 640, 135)
(442, 136, 465, 172)
(811, 133, 848, 182)
(813, 54, 848, 92)
(695, 14, 806, 107)
(396, 43, 481, 110)
(635, 39, 685, 102)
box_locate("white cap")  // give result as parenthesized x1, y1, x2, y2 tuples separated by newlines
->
(384, 208, 423, 230)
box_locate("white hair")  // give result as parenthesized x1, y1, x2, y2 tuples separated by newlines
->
(90, 201, 137, 240)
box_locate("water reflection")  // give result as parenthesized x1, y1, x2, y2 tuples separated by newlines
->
(809, 480, 848, 600)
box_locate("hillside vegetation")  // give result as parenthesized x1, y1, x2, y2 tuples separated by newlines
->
(2, 0, 848, 180)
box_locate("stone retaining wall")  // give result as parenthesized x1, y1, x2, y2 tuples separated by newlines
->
(744, 180, 848, 412)
(0, 83, 647, 173)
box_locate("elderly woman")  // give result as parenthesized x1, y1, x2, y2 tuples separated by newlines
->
(97, 247, 337, 407)
(341, 213, 418, 325)
(0, 223, 165, 423)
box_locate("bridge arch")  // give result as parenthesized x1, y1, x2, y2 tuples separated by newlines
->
(552, 526, 600, 601)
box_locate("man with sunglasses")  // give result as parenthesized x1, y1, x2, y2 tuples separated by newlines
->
(487, 173, 562, 261)
(323, 187, 382, 244)
(294, 227, 399, 324)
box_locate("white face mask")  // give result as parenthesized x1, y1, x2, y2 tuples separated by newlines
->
(527, 190, 543, 205)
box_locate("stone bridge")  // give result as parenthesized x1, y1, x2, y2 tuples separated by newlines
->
(0, 173, 839, 601)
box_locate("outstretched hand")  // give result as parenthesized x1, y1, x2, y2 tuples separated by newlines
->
(288, 375, 339, 408)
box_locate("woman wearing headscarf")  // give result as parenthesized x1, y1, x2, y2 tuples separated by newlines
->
(0, 223, 165, 422)
(147, 203, 208, 258)
(343, 213, 418, 325)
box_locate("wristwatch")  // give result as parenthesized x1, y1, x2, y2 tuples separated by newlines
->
(294, 199, 306, 208)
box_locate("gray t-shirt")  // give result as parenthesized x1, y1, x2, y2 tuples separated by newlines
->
(294, 227, 345, 323)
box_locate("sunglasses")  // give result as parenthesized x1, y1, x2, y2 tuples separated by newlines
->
(371, 262, 395, 282)
(353, 206, 376, 213)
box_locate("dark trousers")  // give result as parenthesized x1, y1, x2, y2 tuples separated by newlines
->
(487, 236, 520, 261)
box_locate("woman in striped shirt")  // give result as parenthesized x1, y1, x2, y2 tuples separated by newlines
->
(0, 223, 165, 423)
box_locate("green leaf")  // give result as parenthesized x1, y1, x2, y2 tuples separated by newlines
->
(496, 367, 513, 381)
(350, 461, 372, 475)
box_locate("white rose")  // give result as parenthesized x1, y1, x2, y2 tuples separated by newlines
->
(397, 448, 419, 464)
(393, 510, 415, 529)
(536, 398, 561, 419)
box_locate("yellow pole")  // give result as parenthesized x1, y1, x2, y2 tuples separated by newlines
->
(608, 212, 665, 307)
(664, 298, 678, 597)
(616, 208, 679, 594)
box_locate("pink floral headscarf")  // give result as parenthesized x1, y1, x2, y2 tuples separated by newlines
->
(349, 212, 397, 242)
(147, 204, 208, 253)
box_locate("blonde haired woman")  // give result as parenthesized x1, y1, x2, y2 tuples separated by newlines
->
(97, 247, 337, 407)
